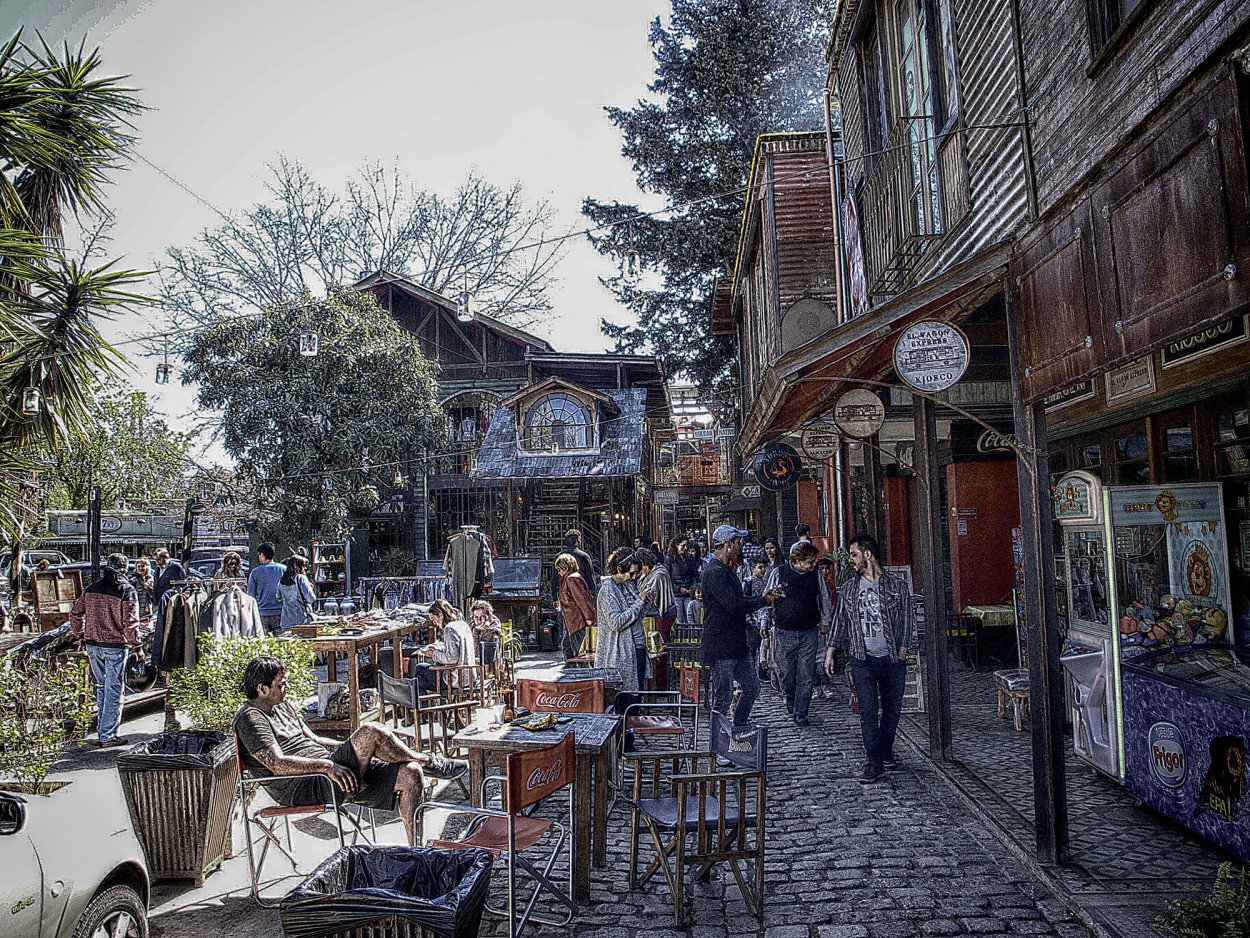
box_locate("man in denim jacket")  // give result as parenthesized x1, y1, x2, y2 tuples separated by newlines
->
(825, 534, 913, 784)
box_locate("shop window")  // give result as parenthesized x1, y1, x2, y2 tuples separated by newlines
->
(1086, 0, 1148, 60)
(523, 392, 593, 453)
(1214, 403, 1250, 477)
(1080, 441, 1102, 472)
(1114, 427, 1150, 484)
(1159, 419, 1197, 482)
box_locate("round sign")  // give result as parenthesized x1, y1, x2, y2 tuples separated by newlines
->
(833, 389, 885, 439)
(753, 443, 802, 492)
(893, 320, 970, 393)
(1147, 721, 1188, 790)
(801, 422, 841, 461)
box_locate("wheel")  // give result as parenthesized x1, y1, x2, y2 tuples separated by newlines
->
(72, 884, 148, 938)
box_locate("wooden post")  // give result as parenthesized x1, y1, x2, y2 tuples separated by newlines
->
(1006, 289, 1069, 864)
(913, 396, 952, 760)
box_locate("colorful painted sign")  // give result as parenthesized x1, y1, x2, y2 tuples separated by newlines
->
(752, 443, 803, 492)
(1053, 471, 1102, 525)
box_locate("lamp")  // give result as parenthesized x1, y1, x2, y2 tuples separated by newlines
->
(456, 269, 474, 322)
(20, 386, 39, 416)
(155, 363, 171, 384)
(622, 248, 642, 285)
(298, 330, 319, 357)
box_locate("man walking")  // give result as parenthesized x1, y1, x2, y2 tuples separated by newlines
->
(247, 542, 287, 635)
(701, 525, 779, 734)
(766, 541, 832, 726)
(825, 534, 913, 784)
(70, 553, 139, 747)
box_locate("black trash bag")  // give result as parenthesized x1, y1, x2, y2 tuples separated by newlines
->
(280, 846, 493, 938)
(116, 731, 231, 772)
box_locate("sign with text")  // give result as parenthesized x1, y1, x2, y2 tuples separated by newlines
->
(832, 389, 885, 439)
(1162, 316, 1248, 369)
(653, 488, 679, 506)
(801, 422, 842, 461)
(1044, 379, 1097, 411)
(753, 443, 802, 492)
(893, 321, 970, 392)
(1105, 356, 1156, 406)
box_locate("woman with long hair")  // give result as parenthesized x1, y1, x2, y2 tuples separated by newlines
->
(411, 598, 476, 694)
(667, 535, 696, 625)
(276, 555, 316, 631)
(761, 537, 783, 576)
(595, 548, 651, 692)
(214, 550, 244, 586)
(555, 552, 596, 660)
(130, 556, 155, 619)
(469, 598, 503, 669)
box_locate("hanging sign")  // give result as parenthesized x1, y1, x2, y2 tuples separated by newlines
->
(801, 422, 842, 461)
(653, 488, 679, 506)
(893, 321, 970, 392)
(753, 443, 802, 492)
(833, 389, 885, 439)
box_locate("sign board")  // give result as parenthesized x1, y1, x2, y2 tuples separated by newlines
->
(801, 422, 841, 461)
(1105, 356, 1156, 406)
(893, 321, 970, 392)
(1044, 379, 1096, 411)
(1162, 315, 1248, 369)
(833, 389, 885, 439)
(1053, 470, 1103, 525)
(653, 488, 679, 506)
(735, 484, 762, 500)
(753, 443, 802, 492)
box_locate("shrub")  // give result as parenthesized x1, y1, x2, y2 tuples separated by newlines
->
(0, 661, 92, 792)
(1158, 862, 1250, 937)
(168, 634, 316, 733)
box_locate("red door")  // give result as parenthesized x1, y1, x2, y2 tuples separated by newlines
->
(946, 461, 1020, 611)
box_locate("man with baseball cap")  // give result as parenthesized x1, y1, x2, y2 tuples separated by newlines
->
(702, 524, 781, 736)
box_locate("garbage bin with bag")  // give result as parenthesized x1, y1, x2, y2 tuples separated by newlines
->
(280, 845, 493, 938)
(117, 730, 238, 885)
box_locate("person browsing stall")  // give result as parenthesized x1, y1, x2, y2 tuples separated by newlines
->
(410, 599, 477, 694)
(246, 542, 286, 635)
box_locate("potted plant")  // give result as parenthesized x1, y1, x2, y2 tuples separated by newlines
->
(120, 634, 315, 885)
(0, 658, 92, 795)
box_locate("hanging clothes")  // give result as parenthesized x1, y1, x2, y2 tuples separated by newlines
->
(446, 529, 489, 608)
(206, 586, 263, 639)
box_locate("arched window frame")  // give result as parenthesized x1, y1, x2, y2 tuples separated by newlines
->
(521, 391, 596, 453)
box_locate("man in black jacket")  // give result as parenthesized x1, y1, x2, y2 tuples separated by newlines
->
(701, 525, 780, 733)
(766, 541, 832, 726)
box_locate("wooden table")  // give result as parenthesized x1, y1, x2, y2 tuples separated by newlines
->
(308, 621, 418, 734)
(453, 712, 620, 903)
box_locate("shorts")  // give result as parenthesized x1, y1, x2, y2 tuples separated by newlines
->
(279, 739, 402, 810)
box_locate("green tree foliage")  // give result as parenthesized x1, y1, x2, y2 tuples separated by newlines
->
(41, 383, 191, 509)
(0, 31, 149, 541)
(181, 288, 444, 539)
(159, 159, 565, 334)
(583, 0, 831, 396)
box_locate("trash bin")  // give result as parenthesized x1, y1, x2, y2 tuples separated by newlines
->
(537, 610, 560, 653)
(117, 730, 238, 885)
(280, 845, 493, 938)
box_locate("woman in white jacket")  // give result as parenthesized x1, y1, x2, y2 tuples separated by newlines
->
(594, 548, 654, 694)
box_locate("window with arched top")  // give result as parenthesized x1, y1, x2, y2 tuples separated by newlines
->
(523, 392, 593, 452)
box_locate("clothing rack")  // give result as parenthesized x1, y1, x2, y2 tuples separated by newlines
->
(357, 575, 449, 611)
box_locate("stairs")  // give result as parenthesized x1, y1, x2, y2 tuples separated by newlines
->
(521, 479, 581, 560)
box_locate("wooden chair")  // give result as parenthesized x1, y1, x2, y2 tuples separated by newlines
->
(417, 735, 577, 937)
(377, 670, 459, 757)
(946, 614, 980, 670)
(234, 731, 374, 906)
(515, 678, 605, 714)
(625, 711, 767, 927)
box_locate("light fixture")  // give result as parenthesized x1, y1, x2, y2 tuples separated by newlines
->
(622, 248, 642, 285)
(20, 386, 39, 416)
(393, 468, 405, 487)
(155, 363, 171, 385)
(299, 330, 319, 357)
(456, 269, 474, 322)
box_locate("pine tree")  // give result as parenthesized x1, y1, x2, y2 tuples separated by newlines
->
(583, 0, 832, 401)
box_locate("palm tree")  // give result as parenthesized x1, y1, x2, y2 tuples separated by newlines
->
(0, 30, 149, 543)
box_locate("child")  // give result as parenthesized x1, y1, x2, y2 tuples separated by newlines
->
(687, 585, 704, 626)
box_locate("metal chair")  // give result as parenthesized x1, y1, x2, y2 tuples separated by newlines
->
(623, 662, 701, 748)
(233, 731, 375, 906)
(625, 710, 767, 927)
(516, 677, 605, 714)
(417, 734, 577, 938)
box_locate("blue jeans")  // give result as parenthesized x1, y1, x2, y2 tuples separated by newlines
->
(710, 656, 759, 729)
(774, 628, 819, 719)
(87, 644, 128, 742)
(849, 655, 907, 770)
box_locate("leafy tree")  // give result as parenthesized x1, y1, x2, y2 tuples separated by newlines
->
(181, 288, 444, 539)
(583, 0, 832, 396)
(40, 383, 191, 510)
(159, 159, 566, 336)
(0, 31, 149, 541)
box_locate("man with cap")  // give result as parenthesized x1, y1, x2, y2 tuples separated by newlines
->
(702, 525, 781, 736)
(70, 553, 140, 747)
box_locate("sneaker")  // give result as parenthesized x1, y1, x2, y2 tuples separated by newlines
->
(883, 754, 900, 770)
(424, 753, 469, 781)
(794, 715, 811, 727)
(858, 763, 884, 784)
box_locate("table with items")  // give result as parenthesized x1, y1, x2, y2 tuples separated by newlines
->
(452, 711, 620, 902)
(306, 619, 420, 734)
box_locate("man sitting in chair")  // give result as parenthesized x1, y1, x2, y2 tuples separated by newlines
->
(233, 656, 468, 846)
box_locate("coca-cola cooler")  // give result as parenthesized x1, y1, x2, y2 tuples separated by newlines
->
(1122, 644, 1250, 862)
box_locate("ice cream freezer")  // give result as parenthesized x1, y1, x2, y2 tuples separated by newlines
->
(1122, 644, 1250, 862)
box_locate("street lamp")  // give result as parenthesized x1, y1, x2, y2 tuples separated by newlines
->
(456, 269, 474, 322)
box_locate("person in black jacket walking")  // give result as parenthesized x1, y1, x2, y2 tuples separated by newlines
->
(701, 525, 780, 733)
(765, 541, 832, 726)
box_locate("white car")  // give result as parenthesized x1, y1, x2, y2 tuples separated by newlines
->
(0, 783, 149, 938)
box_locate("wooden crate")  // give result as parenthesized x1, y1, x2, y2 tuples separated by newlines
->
(32, 569, 83, 632)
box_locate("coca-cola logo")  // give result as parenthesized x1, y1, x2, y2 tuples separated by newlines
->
(526, 758, 564, 791)
(535, 692, 581, 710)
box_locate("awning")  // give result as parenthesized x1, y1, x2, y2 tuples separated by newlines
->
(737, 242, 1011, 453)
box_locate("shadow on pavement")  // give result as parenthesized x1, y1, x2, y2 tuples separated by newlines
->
(151, 894, 279, 938)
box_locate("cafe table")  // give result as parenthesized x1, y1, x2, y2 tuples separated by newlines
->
(306, 619, 418, 734)
(453, 712, 620, 903)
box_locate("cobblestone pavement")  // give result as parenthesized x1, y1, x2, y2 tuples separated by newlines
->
(900, 661, 1233, 938)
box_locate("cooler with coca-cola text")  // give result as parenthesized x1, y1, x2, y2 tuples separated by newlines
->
(516, 678, 606, 714)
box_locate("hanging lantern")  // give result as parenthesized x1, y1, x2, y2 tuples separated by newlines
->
(20, 386, 39, 416)
(622, 248, 642, 285)
(456, 269, 474, 322)
(393, 468, 405, 487)
(299, 330, 319, 357)
(155, 362, 171, 385)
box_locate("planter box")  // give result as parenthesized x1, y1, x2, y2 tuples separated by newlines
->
(117, 730, 238, 886)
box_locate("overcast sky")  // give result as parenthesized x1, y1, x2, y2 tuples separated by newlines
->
(2, 0, 670, 462)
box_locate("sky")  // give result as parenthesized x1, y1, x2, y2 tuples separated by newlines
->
(1, 0, 671, 462)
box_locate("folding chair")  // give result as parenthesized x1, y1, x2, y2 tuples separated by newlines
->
(516, 677, 605, 714)
(417, 734, 577, 938)
(625, 710, 767, 927)
(623, 662, 701, 748)
(234, 732, 376, 906)
(377, 670, 459, 756)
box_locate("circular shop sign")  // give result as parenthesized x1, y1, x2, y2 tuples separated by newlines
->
(1147, 721, 1188, 790)
(801, 422, 842, 461)
(833, 389, 885, 440)
(753, 443, 803, 492)
(893, 320, 970, 393)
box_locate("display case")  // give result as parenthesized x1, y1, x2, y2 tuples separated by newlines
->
(310, 541, 352, 604)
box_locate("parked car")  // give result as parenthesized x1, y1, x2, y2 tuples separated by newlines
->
(186, 556, 250, 580)
(0, 549, 74, 586)
(0, 783, 150, 937)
